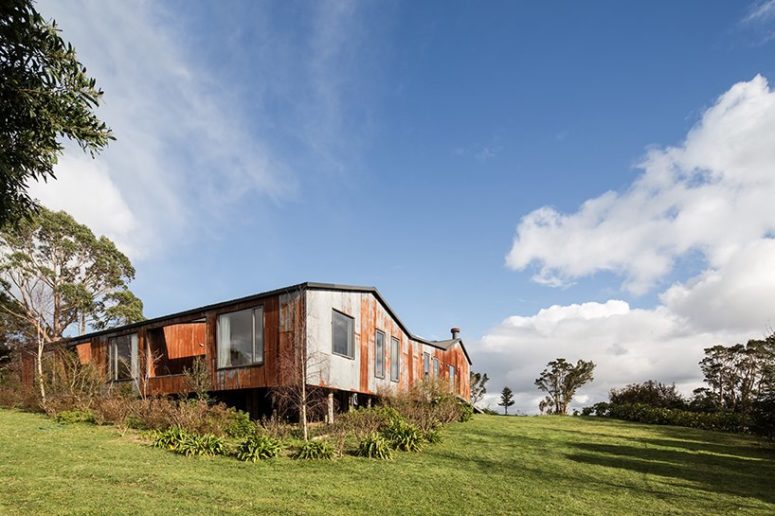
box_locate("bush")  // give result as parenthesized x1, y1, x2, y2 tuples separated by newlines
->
(152, 426, 225, 457)
(259, 415, 294, 440)
(294, 439, 335, 460)
(458, 402, 474, 422)
(226, 410, 255, 439)
(607, 403, 746, 433)
(236, 435, 282, 462)
(382, 419, 424, 452)
(55, 409, 95, 424)
(379, 379, 465, 432)
(356, 433, 392, 460)
(424, 428, 442, 444)
(581, 402, 610, 417)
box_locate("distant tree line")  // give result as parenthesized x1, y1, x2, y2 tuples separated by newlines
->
(583, 336, 775, 439)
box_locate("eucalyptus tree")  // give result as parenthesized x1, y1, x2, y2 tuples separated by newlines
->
(0, 208, 143, 402)
(535, 358, 595, 415)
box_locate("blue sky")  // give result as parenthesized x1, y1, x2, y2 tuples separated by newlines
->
(34, 1, 775, 411)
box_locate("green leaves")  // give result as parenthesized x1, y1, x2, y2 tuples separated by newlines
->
(236, 435, 282, 462)
(0, 207, 144, 342)
(1, 0, 114, 224)
(535, 358, 596, 415)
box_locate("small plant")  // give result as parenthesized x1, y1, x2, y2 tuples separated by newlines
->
(151, 426, 224, 456)
(294, 439, 335, 460)
(226, 410, 255, 439)
(236, 435, 282, 462)
(382, 419, 424, 452)
(424, 428, 443, 444)
(356, 433, 392, 460)
(55, 409, 95, 424)
(458, 402, 474, 422)
(182, 357, 212, 401)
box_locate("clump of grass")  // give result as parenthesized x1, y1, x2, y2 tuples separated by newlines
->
(294, 439, 336, 460)
(356, 432, 392, 460)
(235, 435, 282, 462)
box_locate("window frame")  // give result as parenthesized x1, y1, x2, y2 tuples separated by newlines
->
(390, 336, 400, 382)
(108, 333, 138, 382)
(374, 330, 385, 378)
(449, 364, 456, 392)
(433, 357, 439, 378)
(423, 352, 430, 377)
(331, 309, 355, 359)
(216, 305, 264, 370)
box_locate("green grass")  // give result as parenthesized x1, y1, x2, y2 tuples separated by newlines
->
(1, 410, 774, 515)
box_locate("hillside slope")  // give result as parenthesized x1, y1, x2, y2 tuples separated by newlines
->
(1, 410, 773, 515)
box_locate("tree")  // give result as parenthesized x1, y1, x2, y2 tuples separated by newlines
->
(470, 371, 489, 405)
(0, 208, 143, 403)
(534, 358, 595, 415)
(271, 291, 328, 441)
(609, 380, 686, 410)
(498, 386, 515, 415)
(1, 0, 113, 225)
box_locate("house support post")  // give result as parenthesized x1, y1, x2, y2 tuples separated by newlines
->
(327, 391, 335, 424)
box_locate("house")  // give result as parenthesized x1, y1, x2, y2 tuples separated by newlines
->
(50, 282, 472, 419)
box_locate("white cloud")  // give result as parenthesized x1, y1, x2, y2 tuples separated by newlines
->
(475, 297, 748, 415)
(485, 76, 775, 414)
(506, 75, 775, 294)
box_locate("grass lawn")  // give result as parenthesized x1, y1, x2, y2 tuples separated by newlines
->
(1, 409, 774, 515)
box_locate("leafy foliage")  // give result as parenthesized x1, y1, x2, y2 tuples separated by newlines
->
(609, 380, 686, 410)
(225, 410, 255, 439)
(293, 439, 335, 460)
(0, 208, 143, 344)
(151, 426, 225, 457)
(605, 403, 746, 433)
(182, 357, 212, 402)
(424, 428, 443, 444)
(382, 418, 424, 452)
(458, 400, 474, 422)
(470, 371, 489, 405)
(235, 435, 282, 462)
(55, 409, 94, 424)
(535, 358, 595, 415)
(356, 432, 392, 460)
(0, 0, 113, 224)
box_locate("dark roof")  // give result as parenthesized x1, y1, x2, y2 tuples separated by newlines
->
(63, 281, 473, 364)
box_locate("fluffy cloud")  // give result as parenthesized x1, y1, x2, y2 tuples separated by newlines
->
(476, 299, 728, 414)
(506, 75, 775, 294)
(486, 76, 775, 413)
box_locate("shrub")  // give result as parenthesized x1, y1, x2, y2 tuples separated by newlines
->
(380, 380, 465, 432)
(236, 435, 282, 462)
(382, 419, 424, 452)
(581, 402, 610, 417)
(152, 426, 225, 456)
(607, 403, 746, 433)
(182, 357, 211, 401)
(55, 409, 95, 424)
(259, 415, 294, 440)
(424, 428, 442, 444)
(226, 410, 256, 439)
(294, 439, 335, 460)
(458, 402, 474, 422)
(356, 433, 392, 460)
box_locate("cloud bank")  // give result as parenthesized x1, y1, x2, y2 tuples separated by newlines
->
(483, 76, 775, 413)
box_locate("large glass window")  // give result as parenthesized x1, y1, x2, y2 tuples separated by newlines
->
(108, 334, 138, 381)
(375, 330, 385, 378)
(332, 310, 354, 358)
(217, 306, 263, 368)
(390, 337, 400, 382)
(433, 357, 439, 378)
(423, 353, 430, 377)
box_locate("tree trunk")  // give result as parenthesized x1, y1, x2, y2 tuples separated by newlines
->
(36, 328, 46, 406)
(300, 379, 308, 441)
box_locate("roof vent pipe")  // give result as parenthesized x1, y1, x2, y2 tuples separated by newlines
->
(451, 327, 461, 340)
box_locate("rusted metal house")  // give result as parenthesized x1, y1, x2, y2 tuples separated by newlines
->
(57, 282, 472, 418)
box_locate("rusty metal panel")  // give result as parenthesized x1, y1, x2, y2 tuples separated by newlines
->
(75, 342, 91, 364)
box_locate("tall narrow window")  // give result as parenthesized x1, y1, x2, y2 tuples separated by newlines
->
(375, 330, 385, 378)
(217, 306, 263, 368)
(449, 365, 456, 392)
(390, 337, 400, 382)
(433, 357, 439, 378)
(332, 310, 354, 358)
(108, 334, 138, 381)
(423, 353, 430, 377)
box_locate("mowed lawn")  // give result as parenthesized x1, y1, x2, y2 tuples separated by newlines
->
(1, 410, 774, 515)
